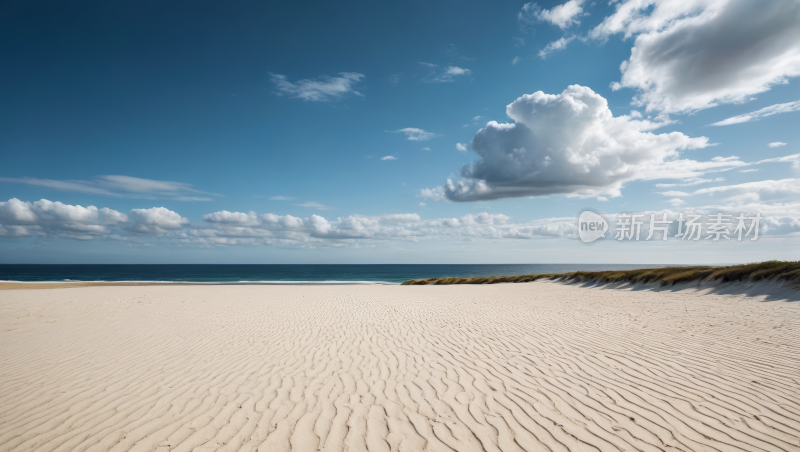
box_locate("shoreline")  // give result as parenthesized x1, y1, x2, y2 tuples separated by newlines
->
(0, 280, 398, 290)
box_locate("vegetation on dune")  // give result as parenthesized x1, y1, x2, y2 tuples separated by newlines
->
(400, 261, 800, 287)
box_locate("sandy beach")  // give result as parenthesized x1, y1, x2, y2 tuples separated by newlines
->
(1, 283, 798, 452)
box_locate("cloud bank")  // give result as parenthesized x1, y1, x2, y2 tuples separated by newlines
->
(3, 195, 799, 247)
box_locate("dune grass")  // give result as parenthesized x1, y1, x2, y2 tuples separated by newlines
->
(400, 261, 800, 287)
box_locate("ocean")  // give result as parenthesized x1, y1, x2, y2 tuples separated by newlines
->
(0, 264, 673, 284)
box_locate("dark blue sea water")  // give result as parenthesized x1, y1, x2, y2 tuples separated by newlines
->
(0, 264, 673, 284)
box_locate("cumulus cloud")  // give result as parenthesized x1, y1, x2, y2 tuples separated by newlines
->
(456, 143, 467, 152)
(130, 207, 190, 235)
(520, 1, 585, 29)
(5, 196, 800, 246)
(539, 36, 576, 59)
(0, 198, 128, 239)
(423, 85, 730, 202)
(201, 210, 259, 226)
(391, 128, 437, 141)
(270, 72, 365, 101)
(711, 100, 800, 126)
(594, 0, 800, 113)
(381, 156, 398, 160)
(769, 142, 788, 148)
(0, 175, 213, 200)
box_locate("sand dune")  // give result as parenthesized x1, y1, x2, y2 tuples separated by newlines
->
(1, 283, 798, 452)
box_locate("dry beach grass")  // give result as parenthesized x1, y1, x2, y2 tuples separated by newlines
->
(1, 282, 799, 451)
(401, 260, 800, 288)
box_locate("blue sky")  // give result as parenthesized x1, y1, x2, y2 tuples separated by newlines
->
(1, 0, 799, 263)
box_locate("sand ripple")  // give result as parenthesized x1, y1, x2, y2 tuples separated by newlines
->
(1, 283, 799, 451)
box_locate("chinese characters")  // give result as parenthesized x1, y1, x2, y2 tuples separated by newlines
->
(614, 212, 761, 241)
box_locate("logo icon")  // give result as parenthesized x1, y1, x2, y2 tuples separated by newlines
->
(576, 209, 608, 243)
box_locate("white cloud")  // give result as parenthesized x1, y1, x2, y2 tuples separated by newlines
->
(424, 85, 730, 202)
(659, 179, 800, 205)
(391, 128, 437, 141)
(381, 156, 398, 160)
(594, 0, 800, 113)
(130, 207, 190, 235)
(270, 72, 365, 102)
(294, 201, 333, 210)
(202, 210, 259, 226)
(655, 177, 725, 188)
(711, 100, 800, 126)
(269, 195, 294, 200)
(456, 143, 468, 152)
(422, 147, 431, 151)
(445, 66, 469, 76)
(597, 196, 608, 202)
(193, 210, 578, 246)
(740, 169, 760, 173)
(651, 179, 800, 237)
(419, 62, 436, 68)
(0, 178, 117, 196)
(6, 195, 800, 246)
(520, 1, 585, 29)
(756, 153, 800, 170)
(0, 198, 128, 239)
(99, 176, 192, 194)
(539, 36, 576, 59)
(769, 142, 788, 148)
(429, 66, 472, 83)
(0, 175, 213, 200)
(511, 56, 520, 65)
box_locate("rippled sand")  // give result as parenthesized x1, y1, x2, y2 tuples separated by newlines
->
(1, 283, 799, 452)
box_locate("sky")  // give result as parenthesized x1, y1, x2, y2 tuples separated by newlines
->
(1, 0, 799, 264)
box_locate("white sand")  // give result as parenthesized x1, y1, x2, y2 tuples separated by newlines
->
(1, 283, 798, 452)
